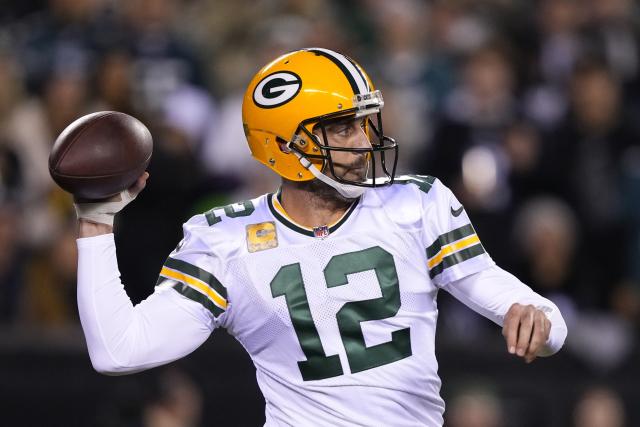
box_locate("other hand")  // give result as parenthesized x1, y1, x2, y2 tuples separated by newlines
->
(502, 303, 551, 363)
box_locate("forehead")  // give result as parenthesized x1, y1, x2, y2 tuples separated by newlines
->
(313, 115, 363, 133)
(321, 114, 366, 128)
(330, 115, 360, 125)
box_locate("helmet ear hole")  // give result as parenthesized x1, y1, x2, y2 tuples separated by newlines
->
(276, 136, 291, 153)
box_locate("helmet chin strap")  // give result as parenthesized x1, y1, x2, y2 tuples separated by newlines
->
(295, 153, 366, 199)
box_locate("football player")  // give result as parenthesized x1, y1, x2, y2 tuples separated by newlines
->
(76, 48, 567, 426)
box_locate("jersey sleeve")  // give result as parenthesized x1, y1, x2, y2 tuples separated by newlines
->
(421, 177, 495, 287)
(156, 215, 229, 326)
(77, 233, 215, 375)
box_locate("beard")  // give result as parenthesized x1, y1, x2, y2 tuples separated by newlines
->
(284, 177, 355, 210)
(328, 154, 368, 182)
(282, 155, 368, 210)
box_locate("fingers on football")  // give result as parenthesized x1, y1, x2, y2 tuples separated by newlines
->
(128, 171, 150, 196)
(502, 303, 522, 355)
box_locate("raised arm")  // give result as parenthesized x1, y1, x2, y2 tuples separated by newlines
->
(76, 174, 214, 375)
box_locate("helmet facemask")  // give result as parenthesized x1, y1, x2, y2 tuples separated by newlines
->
(282, 90, 399, 191)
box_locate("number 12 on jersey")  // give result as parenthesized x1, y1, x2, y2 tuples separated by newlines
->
(270, 246, 412, 381)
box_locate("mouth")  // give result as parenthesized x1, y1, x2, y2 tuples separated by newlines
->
(327, 155, 369, 182)
(339, 164, 367, 181)
(333, 157, 367, 170)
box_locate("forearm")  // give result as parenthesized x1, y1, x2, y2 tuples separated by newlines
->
(77, 234, 213, 375)
(443, 265, 567, 356)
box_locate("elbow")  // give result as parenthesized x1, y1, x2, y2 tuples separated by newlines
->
(89, 355, 130, 376)
(93, 366, 125, 377)
(87, 349, 144, 376)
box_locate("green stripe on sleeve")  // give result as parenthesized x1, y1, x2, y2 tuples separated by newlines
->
(429, 243, 486, 279)
(155, 277, 225, 317)
(163, 257, 227, 301)
(173, 283, 225, 317)
(426, 224, 476, 259)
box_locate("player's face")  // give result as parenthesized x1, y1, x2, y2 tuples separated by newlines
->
(314, 116, 371, 183)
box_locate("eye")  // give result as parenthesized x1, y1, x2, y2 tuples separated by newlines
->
(336, 125, 352, 136)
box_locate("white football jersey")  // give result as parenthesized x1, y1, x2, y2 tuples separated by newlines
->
(156, 175, 495, 426)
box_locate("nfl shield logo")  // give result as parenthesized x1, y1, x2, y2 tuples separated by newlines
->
(313, 225, 330, 239)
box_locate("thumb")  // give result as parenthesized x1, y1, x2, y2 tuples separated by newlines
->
(127, 171, 150, 198)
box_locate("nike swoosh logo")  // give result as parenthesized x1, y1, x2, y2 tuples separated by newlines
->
(451, 206, 464, 217)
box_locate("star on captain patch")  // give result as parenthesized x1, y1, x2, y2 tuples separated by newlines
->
(246, 221, 278, 253)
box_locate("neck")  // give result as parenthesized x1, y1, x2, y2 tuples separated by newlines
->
(279, 179, 356, 228)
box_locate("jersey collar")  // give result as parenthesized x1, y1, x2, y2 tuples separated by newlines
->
(267, 190, 360, 238)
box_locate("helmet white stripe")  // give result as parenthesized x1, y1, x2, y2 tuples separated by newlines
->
(344, 56, 371, 93)
(307, 47, 369, 95)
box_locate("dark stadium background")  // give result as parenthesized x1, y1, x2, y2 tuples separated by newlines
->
(1, 0, 639, 426)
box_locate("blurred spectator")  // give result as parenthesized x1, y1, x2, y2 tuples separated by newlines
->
(445, 383, 505, 427)
(120, 0, 207, 114)
(0, 49, 24, 124)
(582, 0, 640, 109)
(416, 41, 517, 208)
(426, 0, 493, 56)
(21, 217, 78, 326)
(538, 0, 584, 86)
(547, 59, 640, 312)
(5, 70, 86, 247)
(523, 0, 583, 129)
(511, 196, 635, 372)
(573, 385, 626, 427)
(143, 368, 203, 427)
(0, 203, 26, 323)
(621, 145, 640, 321)
(162, 84, 217, 159)
(512, 197, 580, 325)
(15, 0, 111, 94)
(503, 121, 551, 207)
(91, 49, 136, 115)
(0, 138, 23, 204)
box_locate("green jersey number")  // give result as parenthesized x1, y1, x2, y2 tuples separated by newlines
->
(270, 246, 412, 381)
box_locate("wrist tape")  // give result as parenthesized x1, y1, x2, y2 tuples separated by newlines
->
(74, 190, 137, 226)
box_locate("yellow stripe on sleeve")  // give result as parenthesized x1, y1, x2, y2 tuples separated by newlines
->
(427, 234, 481, 269)
(160, 266, 228, 310)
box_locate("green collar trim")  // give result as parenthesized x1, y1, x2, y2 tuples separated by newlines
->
(267, 190, 360, 238)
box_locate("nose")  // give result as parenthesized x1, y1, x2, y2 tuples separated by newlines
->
(352, 124, 372, 149)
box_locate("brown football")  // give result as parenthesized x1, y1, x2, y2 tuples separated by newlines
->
(49, 111, 153, 199)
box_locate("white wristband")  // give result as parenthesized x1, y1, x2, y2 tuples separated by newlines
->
(74, 190, 137, 226)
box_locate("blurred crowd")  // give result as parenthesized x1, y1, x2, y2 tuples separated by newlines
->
(1, 0, 639, 425)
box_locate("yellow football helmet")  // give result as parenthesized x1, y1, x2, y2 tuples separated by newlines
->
(242, 48, 398, 194)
